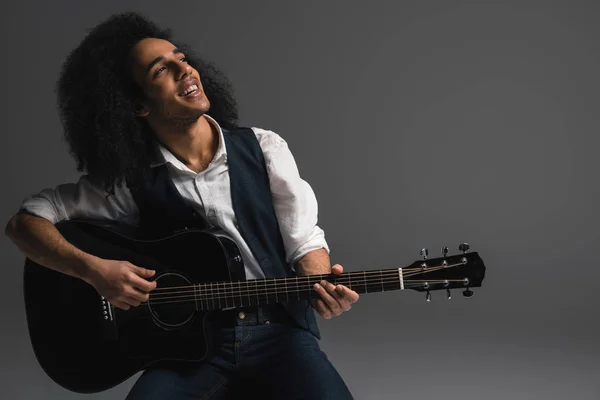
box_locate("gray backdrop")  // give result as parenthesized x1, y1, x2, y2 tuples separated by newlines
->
(1, 0, 598, 399)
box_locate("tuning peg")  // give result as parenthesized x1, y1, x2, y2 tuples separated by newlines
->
(426, 290, 431, 302)
(463, 288, 474, 298)
(446, 289, 452, 299)
(458, 243, 470, 254)
(441, 246, 449, 257)
(420, 248, 428, 259)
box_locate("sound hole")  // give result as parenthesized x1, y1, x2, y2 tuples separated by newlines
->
(148, 272, 195, 329)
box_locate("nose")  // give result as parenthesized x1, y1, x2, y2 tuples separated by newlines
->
(177, 63, 193, 80)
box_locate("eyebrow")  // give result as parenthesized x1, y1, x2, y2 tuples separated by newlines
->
(146, 48, 184, 74)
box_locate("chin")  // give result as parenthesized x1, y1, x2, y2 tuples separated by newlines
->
(190, 105, 211, 120)
(183, 97, 210, 114)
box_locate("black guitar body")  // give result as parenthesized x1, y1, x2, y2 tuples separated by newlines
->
(23, 219, 488, 394)
(23, 219, 245, 394)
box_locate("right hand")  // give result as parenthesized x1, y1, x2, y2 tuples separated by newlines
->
(84, 257, 157, 310)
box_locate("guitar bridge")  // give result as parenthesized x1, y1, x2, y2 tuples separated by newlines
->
(101, 296, 114, 321)
(100, 296, 118, 340)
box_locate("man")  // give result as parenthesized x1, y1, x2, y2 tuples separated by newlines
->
(5, 11, 358, 400)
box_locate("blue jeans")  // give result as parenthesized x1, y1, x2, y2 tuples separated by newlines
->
(125, 306, 354, 399)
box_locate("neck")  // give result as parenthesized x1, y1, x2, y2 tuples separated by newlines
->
(152, 114, 218, 172)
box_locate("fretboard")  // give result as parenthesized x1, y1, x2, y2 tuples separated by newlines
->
(165, 268, 406, 310)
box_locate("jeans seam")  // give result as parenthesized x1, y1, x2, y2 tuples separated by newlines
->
(198, 377, 228, 400)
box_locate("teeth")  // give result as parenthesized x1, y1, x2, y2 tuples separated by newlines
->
(181, 84, 198, 96)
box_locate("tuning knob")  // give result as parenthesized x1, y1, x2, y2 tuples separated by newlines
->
(446, 289, 452, 299)
(426, 290, 431, 302)
(458, 243, 470, 254)
(420, 248, 428, 259)
(441, 246, 449, 257)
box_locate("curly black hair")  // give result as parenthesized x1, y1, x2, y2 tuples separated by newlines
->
(57, 12, 238, 194)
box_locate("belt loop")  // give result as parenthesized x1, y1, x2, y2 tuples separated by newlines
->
(257, 306, 265, 323)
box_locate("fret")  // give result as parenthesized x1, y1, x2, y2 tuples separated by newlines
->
(266, 278, 270, 305)
(199, 283, 205, 310)
(214, 282, 219, 309)
(193, 268, 417, 309)
(221, 282, 227, 309)
(248, 280, 259, 306)
(204, 283, 210, 310)
(223, 281, 230, 308)
(232, 281, 238, 307)
(199, 283, 204, 310)
(238, 280, 246, 307)
(256, 278, 268, 305)
(364, 271, 384, 293)
(193, 283, 199, 311)
(210, 282, 215, 310)
(267, 289, 279, 304)
(230, 281, 237, 308)
(295, 277, 302, 300)
(232, 281, 238, 308)
(267, 278, 272, 305)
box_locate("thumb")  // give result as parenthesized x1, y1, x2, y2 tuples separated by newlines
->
(331, 264, 343, 274)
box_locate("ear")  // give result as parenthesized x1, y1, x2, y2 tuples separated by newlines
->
(133, 102, 149, 117)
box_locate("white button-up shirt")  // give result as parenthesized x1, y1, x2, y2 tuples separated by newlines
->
(20, 115, 329, 280)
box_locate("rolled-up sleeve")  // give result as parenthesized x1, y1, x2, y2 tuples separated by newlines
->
(255, 128, 330, 266)
(19, 175, 138, 225)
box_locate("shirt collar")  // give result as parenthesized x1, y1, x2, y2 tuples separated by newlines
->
(149, 114, 227, 170)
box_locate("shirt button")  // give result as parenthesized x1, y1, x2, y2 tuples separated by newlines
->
(238, 311, 245, 320)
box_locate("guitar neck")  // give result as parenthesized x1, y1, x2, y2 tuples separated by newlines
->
(148, 252, 483, 311)
(151, 268, 407, 311)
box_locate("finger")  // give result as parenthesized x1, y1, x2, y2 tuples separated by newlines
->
(122, 295, 142, 308)
(129, 273, 157, 292)
(312, 299, 332, 319)
(130, 264, 156, 279)
(125, 287, 149, 303)
(111, 300, 130, 310)
(323, 281, 346, 301)
(335, 285, 360, 305)
(314, 281, 343, 314)
(321, 284, 356, 312)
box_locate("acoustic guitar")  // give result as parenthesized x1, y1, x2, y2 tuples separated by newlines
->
(23, 219, 486, 393)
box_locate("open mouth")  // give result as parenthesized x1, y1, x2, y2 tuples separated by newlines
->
(179, 84, 199, 97)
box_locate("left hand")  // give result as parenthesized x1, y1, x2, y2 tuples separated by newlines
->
(311, 264, 359, 319)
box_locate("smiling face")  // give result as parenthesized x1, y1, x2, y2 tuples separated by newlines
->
(129, 38, 210, 126)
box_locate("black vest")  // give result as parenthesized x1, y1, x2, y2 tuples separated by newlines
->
(130, 127, 320, 338)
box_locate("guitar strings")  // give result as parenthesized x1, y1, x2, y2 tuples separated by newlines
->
(142, 280, 466, 307)
(135, 264, 469, 306)
(147, 278, 460, 303)
(148, 262, 462, 295)
(145, 264, 459, 300)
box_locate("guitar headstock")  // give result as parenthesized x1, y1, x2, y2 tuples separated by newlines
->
(404, 243, 486, 301)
